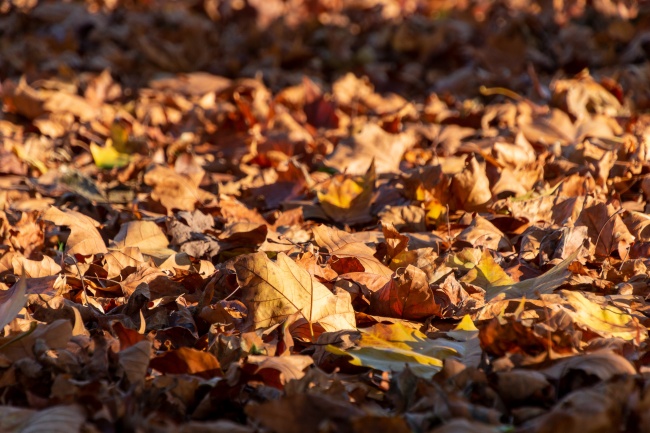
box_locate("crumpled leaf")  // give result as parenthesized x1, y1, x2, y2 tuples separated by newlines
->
(370, 265, 440, 320)
(552, 71, 623, 120)
(312, 225, 392, 277)
(575, 201, 634, 260)
(144, 165, 214, 213)
(234, 252, 356, 336)
(0, 319, 72, 362)
(454, 215, 513, 252)
(450, 154, 493, 212)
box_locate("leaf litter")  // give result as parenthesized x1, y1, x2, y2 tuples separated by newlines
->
(0, 0, 650, 432)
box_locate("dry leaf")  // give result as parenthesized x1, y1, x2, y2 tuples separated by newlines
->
(234, 252, 356, 336)
(42, 207, 108, 256)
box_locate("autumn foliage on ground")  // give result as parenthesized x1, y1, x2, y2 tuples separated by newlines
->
(1, 0, 650, 431)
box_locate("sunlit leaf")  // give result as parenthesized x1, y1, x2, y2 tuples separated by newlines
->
(90, 141, 131, 169)
(234, 252, 356, 336)
(326, 322, 465, 377)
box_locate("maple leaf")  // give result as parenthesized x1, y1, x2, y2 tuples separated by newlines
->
(234, 252, 356, 337)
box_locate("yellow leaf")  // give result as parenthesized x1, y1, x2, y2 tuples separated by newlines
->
(487, 248, 582, 301)
(317, 161, 375, 225)
(560, 291, 647, 342)
(447, 248, 514, 290)
(326, 322, 465, 377)
(234, 252, 356, 336)
(425, 198, 446, 225)
(453, 314, 478, 332)
(90, 140, 131, 169)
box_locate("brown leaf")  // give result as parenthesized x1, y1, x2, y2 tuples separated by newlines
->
(575, 201, 634, 259)
(144, 165, 214, 213)
(246, 393, 364, 433)
(370, 265, 440, 320)
(312, 225, 392, 277)
(111, 220, 173, 258)
(0, 319, 72, 362)
(325, 123, 416, 175)
(42, 207, 107, 256)
(150, 347, 221, 378)
(234, 252, 356, 335)
(450, 154, 493, 212)
(0, 277, 27, 330)
(0, 404, 85, 433)
(454, 215, 513, 252)
(118, 340, 152, 385)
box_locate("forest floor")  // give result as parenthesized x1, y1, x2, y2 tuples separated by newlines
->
(1, 0, 650, 432)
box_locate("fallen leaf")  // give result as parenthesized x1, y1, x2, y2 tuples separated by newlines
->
(0, 277, 27, 330)
(41, 207, 108, 256)
(111, 220, 174, 258)
(0, 404, 85, 433)
(312, 225, 392, 277)
(317, 161, 375, 225)
(447, 248, 515, 292)
(557, 291, 646, 342)
(150, 347, 221, 378)
(485, 248, 582, 300)
(325, 123, 416, 175)
(326, 322, 464, 377)
(234, 252, 356, 336)
(370, 265, 440, 320)
(450, 154, 493, 212)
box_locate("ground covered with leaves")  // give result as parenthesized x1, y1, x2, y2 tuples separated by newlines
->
(1, 0, 650, 432)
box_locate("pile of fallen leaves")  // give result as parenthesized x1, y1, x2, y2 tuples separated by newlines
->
(1, 0, 650, 431)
